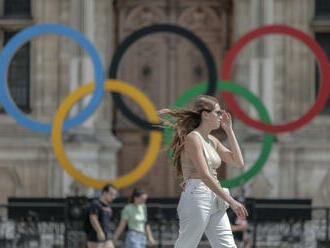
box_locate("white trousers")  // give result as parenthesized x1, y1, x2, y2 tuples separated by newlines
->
(175, 179, 237, 248)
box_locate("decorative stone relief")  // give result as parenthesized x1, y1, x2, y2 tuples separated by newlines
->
(178, 6, 221, 30)
(124, 6, 166, 30)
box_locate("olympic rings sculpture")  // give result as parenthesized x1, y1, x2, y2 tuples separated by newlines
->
(0, 23, 328, 189)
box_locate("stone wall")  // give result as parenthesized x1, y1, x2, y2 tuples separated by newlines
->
(231, 0, 330, 206)
(0, 0, 120, 203)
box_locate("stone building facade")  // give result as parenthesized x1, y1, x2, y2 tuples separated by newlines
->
(231, 0, 330, 206)
(0, 0, 120, 203)
(0, 0, 329, 207)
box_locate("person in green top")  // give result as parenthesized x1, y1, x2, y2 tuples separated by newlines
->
(112, 188, 156, 247)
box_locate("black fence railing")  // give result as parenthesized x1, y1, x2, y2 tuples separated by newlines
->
(249, 207, 330, 248)
(0, 198, 329, 248)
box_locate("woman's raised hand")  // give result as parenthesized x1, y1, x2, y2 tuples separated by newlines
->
(220, 110, 232, 131)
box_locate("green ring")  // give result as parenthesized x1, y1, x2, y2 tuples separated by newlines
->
(163, 81, 275, 188)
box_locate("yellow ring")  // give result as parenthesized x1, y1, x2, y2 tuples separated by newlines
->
(51, 79, 162, 189)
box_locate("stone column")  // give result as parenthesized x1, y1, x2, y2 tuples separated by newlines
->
(262, 0, 274, 119)
(247, 0, 274, 119)
(80, 0, 95, 129)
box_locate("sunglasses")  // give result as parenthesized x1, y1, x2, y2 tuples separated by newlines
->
(202, 109, 223, 117)
(214, 110, 223, 117)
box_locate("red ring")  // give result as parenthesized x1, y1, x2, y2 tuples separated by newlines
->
(221, 25, 330, 133)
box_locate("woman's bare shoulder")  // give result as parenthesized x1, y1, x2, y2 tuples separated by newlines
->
(184, 132, 203, 157)
(185, 131, 200, 143)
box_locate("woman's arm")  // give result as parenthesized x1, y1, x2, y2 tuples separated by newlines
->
(185, 133, 248, 218)
(213, 111, 244, 168)
(112, 219, 127, 244)
(146, 224, 156, 245)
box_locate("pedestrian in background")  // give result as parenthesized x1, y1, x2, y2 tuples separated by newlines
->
(84, 184, 117, 248)
(112, 188, 156, 248)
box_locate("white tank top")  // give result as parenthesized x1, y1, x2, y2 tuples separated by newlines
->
(181, 130, 222, 181)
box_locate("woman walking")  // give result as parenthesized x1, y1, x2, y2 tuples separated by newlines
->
(159, 95, 248, 248)
(112, 188, 156, 248)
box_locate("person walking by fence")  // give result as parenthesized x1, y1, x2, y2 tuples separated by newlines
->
(84, 184, 117, 248)
(112, 188, 156, 248)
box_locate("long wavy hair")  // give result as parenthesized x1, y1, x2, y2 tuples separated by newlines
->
(158, 95, 219, 180)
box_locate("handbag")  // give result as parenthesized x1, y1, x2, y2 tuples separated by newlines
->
(215, 187, 231, 211)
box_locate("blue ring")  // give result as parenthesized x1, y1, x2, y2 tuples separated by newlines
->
(0, 23, 105, 133)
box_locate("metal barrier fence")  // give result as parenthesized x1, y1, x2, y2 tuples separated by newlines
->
(0, 202, 329, 248)
(250, 207, 330, 248)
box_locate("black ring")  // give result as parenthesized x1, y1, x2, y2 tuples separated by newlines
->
(109, 24, 218, 130)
